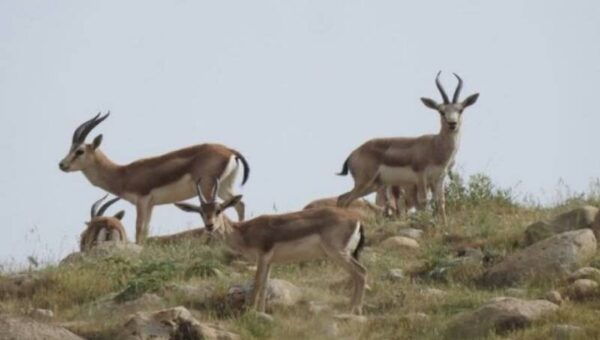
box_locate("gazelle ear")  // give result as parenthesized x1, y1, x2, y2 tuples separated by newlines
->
(421, 97, 439, 110)
(92, 134, 103, 149)
(221, 195, 243, 212)
(462, 93, 479, 108)
(114, 210, 125, 220)
(175, 202, 200, 213)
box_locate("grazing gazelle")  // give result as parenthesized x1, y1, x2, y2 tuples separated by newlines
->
(80, 194, 127, 252)
(59, 112, 250, 243)
(303, 196, 383, 218)
(175, 179, 367, 315)
(337, 72, 479, 227)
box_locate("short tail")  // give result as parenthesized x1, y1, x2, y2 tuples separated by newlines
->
(337, 157, 350, 176)
(234, 152, 250, 185)
(352, 223, 366, 261)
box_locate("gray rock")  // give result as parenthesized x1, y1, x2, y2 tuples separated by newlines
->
(482, 229, 597, 287)
(380, 236, 420, 251)
(60, 242, 142, 266)
(0, 315, 83, 340)
(567, 267, 600, 283)
(118, 306, 239, 340)
(28, 308, 54, 320)
(565, 279, 599, 300)
(397, 228, 424, 240)
(525, 206, 598, 244)
(226, 279, 302, 310)
(544, 290, 563, 305)
(444, 297, 559, 339)
(386, 269, 405, 281)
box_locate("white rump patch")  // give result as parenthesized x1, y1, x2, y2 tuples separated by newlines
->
(346, 222, 362, 254)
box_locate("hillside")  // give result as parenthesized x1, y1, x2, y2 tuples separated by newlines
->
(1, 174, 600, 340)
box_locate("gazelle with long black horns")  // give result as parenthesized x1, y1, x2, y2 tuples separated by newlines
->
(59, 112, 250, 243)
(175, 178, 367, 315)
(337, 72, 479, 227)
(80, 194, 128, 252)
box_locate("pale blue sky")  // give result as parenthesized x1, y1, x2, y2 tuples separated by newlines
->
(1, 1, 599, 266)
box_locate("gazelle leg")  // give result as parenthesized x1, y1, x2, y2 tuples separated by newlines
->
(135, 198, 153, 244)
(252, 252, 273, 312)
(322, 246, 367, 315)
(415, 176, 428, 210)
(432, 177, 448, 228)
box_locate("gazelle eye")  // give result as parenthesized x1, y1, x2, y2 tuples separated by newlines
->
(75, 149, 84, 156)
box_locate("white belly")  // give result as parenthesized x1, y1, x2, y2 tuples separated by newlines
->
(272, 235, 326, 264)
(150, 174, 197, 205)
(379, 165, 448, 186)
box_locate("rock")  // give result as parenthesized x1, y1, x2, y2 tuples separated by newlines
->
(544, 290, 563, 305)
(564, 279, 599, 300)
(380, 236, 420, 251)
(28, 308, 54, 320)
(386, 269, 405, 281)
(482, 229, 597, 287)
(567, 267, 600, 282)
(60, 242, 143, 266)
(118, 306, 239, 340)
(444, 297, 559, 339)
(525, 206, 599, 244)
(0, 315, 84, 340)
(397, 228, 424, 240)
(226, 279, 302, 310)
(551, 324, 584, 340)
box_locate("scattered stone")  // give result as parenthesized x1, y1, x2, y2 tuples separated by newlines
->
(0, 315, 83, 340)
(482, 229, 597, 287)
(525, 206, 599, 244)
(444, 297, 559, 339)
(226, 279, 302, 310)
(60, 242, 143, 266)
(565, 279, 599, 300)
(380, 236, 420, 251)
(544, 290, 563, 305)
(386, 269, 405, 282)
(118, 306, 239, 340)
(28, 308, 54, 320)
(551, 324, 584, 340)
(397, 228, 424, 240)
(567, 267, 600, 283)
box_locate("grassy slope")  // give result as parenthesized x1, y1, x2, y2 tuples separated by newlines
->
(1, 174, 600, 340)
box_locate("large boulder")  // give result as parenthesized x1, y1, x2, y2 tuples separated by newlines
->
(117, 306, 238, 340)
(60, 242, 143, 266)
(525, 206, 599, 244)
(482, 229, 597, 287)
(226, 279, 302, 310)
(0, 315, 84, 340)
(444, 297, 559, 339)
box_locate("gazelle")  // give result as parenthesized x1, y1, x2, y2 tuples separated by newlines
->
(304, 196, 383, 218)
(337, 72, 479, 227)
(80, 194, 128, 252)
(175, 179, 367, 315)
(59, 112, 250, 243)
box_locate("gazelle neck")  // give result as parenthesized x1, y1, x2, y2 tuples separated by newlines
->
(434, 124, 461, 165)
(82, 150, 123, 195)
(213, 214, 249, 256)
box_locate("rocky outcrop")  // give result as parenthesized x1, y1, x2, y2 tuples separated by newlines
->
(525, 206, 599, 244)
(0, 315, 84, 340)
(380, 236, 420, 251)
(60, 241, 143, 266)
(482, 229, 597, 287)
(226, 279, 302, 310)
(444, 297, 559, 339)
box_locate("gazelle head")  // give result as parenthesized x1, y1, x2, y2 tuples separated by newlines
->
(175, 178, 242, 233)
(421, 72, 479, 133)
(59, 112, 110, 172)
(80, 194, 125, 251)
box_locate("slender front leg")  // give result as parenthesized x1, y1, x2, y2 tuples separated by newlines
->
(135, 197, 153, 244)
(432, 177, 448, 228)
(251, 252, 273, 312)
(415, 175, 428, 210)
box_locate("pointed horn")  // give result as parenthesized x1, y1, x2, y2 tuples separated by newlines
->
(452, 73, 463, 103)
(97, 197, 120, 217)
(196, 179, 208, 205)
(72, 111, 110, 146)
(91, 194, 109, 218)
(435, 71, 450, 104)
(212, 177, 220, 202)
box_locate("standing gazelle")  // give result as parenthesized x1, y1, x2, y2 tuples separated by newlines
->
(80, 194, 128, 252)
(175, 179, 367, 315)
(59, 112, 250, 243)
(337, 72, 479, 226)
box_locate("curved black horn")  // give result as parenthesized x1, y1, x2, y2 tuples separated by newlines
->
(97, 197, 121, 217)
(435, 71, 450, 104)
(72, 111, 110, 145)
(90, 194, 109, 219)
(452, 73, 463, 103)
(196, 179, 208, 204)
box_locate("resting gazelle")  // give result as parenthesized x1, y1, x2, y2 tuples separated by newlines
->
(175, 178, 367, 315)
(80, 194, 128, 252)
